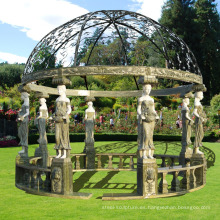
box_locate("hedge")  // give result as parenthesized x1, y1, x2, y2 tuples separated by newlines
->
(28, 133, 216, 144)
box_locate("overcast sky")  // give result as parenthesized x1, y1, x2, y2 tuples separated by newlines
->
(0, 0, 219, 64)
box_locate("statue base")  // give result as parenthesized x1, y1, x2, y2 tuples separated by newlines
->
(137, 158, 158, 197)
(51, 158, 73, 195)
(191, 153, 207, 185)
(18, 146, 28, 158)
(84, 142, 95, 169)
(34, 145, 49, 168)
(179, 147, 193, 166)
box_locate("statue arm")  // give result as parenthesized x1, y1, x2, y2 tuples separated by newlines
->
(85, 111, 88, 120)
(137, 98, 142, 117)
(66, 102, 71, 115)
(18, 106, 29, 121)
(193, 107, 199, 118)
(185, 111, 192, 121)
(93, 113, 96, 120)
(37, 110, 43, 119)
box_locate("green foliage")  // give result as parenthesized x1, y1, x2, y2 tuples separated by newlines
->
(160, 0, 220, 102)
(210, 94, 220, 111)
(0, 63, 24, 88)
(0, 85, 21, 109)
(94, 97, 116, 109)
(113, 103, 122, 112)
(100, 107, 112, 114)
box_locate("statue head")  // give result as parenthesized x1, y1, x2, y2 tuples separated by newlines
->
(88, 101, 93, 107)
(21, 92, 30, 100)
(194, 91, 203, 100)
(143, 84, 152, 96)
(39, 98, 46, 105)
(57, 85, 66, 96)
(183, 97, 190, 106)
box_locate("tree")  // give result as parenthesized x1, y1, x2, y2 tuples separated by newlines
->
(0, 63, 24, 88)
(159, 0, 220, 102)
(194, 0, 220, 101)
(160, 0, 198, 49)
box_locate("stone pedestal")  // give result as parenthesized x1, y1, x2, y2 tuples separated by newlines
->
(35, 146, 49, 168)
(137, 158, 158, 197)
(51, 158, 73, 195)
(190, 153, 207, 185)
(15, 155, 29, 185)
(85, 144, 95, 169)
(179, 147, 193, 166)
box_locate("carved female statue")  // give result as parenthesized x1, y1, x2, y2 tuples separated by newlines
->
(17, 92, 29, 156)
(53, 85, 71, 158)
(85, 101, 95, 144)
(137, 84, 159, 159)
(36, 98, 48, 145)
(193, 91, 206, 154)
(181, 97, 193, 149)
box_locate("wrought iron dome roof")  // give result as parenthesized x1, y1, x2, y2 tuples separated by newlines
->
(23, 10, 202, 84)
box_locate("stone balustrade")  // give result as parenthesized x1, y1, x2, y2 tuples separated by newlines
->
(16, 149, 207, 199)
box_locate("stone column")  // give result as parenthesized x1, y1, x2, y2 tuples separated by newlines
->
(136, 76, 158, 197)
(17, 86, 31, 165)
(50, 76, 73, 195)
(84, 97, 96, 169)
(34, 92, 49, 168)
(191, 85, 207, 186)
(179, 93, 193, 166)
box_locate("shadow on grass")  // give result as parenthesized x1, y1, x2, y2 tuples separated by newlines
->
(201, 145, 216, 168)
(73, 171, 97, 192)
(73, 142, 215, 193)
(73, 171, 137, 192)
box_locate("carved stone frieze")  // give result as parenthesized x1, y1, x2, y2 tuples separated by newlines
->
(21, 66, 203, 85)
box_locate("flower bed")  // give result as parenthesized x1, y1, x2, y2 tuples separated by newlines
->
(0, 136, 18, 147)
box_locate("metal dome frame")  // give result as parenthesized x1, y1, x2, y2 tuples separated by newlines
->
(23, 10, 201, 79)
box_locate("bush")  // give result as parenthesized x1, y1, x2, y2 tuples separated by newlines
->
(113, 103, 122, 112)
(210, 94, 220, 111)
(28, 133, 216, 145)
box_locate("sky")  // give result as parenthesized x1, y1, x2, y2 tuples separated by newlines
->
(0, 0, 219, 64)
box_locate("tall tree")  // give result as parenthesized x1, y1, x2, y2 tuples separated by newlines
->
(194, 0, 220, 101)
(159, 0, 198, 54)
(159, 0, 220, 102)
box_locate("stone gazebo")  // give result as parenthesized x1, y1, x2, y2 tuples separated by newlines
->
(15, 10, 207, 199)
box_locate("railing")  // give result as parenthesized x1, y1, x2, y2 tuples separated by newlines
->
(16, 153, 206, 198)
(158, 163, 205, 195)
(71, 153, 180, 171)
(16, 163, 51, 193)
(71, 153, 136, 171)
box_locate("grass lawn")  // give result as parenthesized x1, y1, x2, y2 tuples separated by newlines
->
(0, 141, 219, 220)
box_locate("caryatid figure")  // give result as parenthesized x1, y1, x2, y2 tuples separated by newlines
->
(36, 98, 48, 145)
(34, 97, 49, 167)
(53, 85, 71, 158)
(85, 101, 95, 144)
(137, 84, 159, 159)
(193, 91, 206, 154)
(17, 92, 30, 157)
(181, 96, 194, 150)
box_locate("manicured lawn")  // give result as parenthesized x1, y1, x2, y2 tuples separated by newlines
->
(0, 141, 219, 220)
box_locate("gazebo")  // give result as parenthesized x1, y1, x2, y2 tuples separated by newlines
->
(15, 10, 207, 200)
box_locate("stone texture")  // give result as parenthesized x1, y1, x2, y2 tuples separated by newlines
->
(190, 154, 207, 186)
(51, 158, 73, 195)
(137, 158, 158, 197)
(22, 66, 203, 85)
